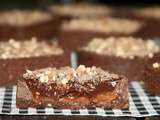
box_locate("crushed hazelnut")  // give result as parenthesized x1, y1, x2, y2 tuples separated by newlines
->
(61, 78, 68, 85)
(152, 62, 160, 68)
(86, 67, 91, 74)
(82, 37, 159, 58)
(148, 53, 154, 58)
(38, 102, 42, 105)
(26, 69, 32, 74)
(0, 37, 63, 59)
(39, 74, 49, 83)
(48, 86, 52, 90)
(45, 71, 51, 75)
(73, 72, 78, 78)
(47, 103, 52, 107)
(62, 18, 142, 34)
(54, 92, 57, 96)
(0, 10, 52, 26)
(35, 91, 40, 95)
(77, 65, 86, 72)
(52, 76, 56, 81)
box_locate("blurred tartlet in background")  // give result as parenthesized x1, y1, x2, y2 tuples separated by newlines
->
(117, 6, 160, 39)
(48, 3, 114, 20)
(0, 10, 61, 40)
(0, 37, 70, 86)
(58, 17, 145, 51)
(77, 37, 160, 81)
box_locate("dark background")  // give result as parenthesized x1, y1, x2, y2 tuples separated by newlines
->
(0, 0, 160, 9)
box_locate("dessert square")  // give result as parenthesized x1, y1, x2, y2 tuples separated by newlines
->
(49, 3, 113, 19)
(0, 10, 61, 40)
(58, 17, 143, 51)
(144, 62, 160, 96)
(16, 65, 128, 109)
(77, 37, 160, 81)
(117, 6, 160, 38)
(0, 38, 70, 86)
(144, 51, 160, 95)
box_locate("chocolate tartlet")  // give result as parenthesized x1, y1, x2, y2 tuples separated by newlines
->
(49, 3, 113, 19)
(16, 65, 128, 109)
(0, 10, 61, 40)
(77, 37, 160, 81)
(59, 17, 143, 51)
(144, 62, 160, 96)
(117, 6, 160, 38)
(0, 38, 70, 86)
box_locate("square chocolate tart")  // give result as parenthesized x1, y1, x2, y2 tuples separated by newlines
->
(77, 37, 160, 81)
(58, 18, 145, 51)
(0, 38, 70, 86)
(144, 52, 160, 96)
(16, 65, 128, 109)
(114, 7, 160, 39)
(0, 10, 62, 40)
(48, 3, 113, 20)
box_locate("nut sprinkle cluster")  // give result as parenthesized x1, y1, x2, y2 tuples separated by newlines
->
(82, 37, 159, 59)
(23, 65, 120, 85)
(50, 4, 111, 17)
(152, 62, 160, 69)
(138, 7, 160, 18)
(62, 18, 142, 34)
(0, 10, 52, 26)
(0, 37, 63, 59)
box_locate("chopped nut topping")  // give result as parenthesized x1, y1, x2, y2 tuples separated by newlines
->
(82, 37, 159, 59)
(50, 4, 112, 17)
(26, 69, 32, 74)
(23, 65, 120, 85)
(0, 10, 52, 26)
(39, 75, 49, 83)
(0, 37, 63, 59)
(152, 62, 160, 68)
(137, 7, 160, 19)
(35, 91, 40, 95)
(62, 18, 142, 34)
(47, 103, 52, 107)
